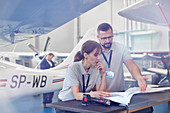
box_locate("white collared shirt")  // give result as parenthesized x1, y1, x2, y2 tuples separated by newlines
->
(58, 60, 101, 101)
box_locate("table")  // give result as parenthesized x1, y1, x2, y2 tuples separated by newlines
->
(47, 90, 170, 113)
(127, 90, 170, 112)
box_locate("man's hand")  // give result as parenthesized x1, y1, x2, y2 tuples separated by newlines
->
(137, 76, 148, 92)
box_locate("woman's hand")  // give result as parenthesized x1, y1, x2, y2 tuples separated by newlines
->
(96, 60, 106, 75)
(90, 91, 110, 99)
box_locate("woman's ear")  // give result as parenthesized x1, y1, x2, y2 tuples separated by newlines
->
(84, 53, 88, 59)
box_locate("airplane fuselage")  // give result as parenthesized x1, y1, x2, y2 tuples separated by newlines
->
(0, 60, 65, 100)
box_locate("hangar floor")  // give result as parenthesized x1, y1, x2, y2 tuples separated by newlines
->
(0, 91, 59, 113)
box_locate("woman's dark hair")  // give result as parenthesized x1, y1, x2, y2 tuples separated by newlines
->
(74, 51, 82, 62)
(74, 40, 102, 62)
(97, 23, 113, 34)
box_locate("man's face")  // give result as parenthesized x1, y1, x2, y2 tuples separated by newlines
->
(48, 55, 54, 61)
(97, 29, 113, 50)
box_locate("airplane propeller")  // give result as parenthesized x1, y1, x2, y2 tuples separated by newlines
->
(25, 42, 40, 55)
(25, 36, 51, 55)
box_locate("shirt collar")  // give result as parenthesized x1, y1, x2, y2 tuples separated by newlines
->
(79, 60, 93, 75)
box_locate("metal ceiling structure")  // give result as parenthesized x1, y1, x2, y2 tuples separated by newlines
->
(0, 0, 106, 47)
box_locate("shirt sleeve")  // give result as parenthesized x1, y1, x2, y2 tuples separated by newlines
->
(40, 60, 47, 69)
(64, 66, 79, 86)
(95, 71, 101, 85)
(123, 46, 132, 62)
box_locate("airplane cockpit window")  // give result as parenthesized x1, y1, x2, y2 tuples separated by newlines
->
(24, 60, 31, 67)
(0, 56, 3, 60)
(55, 56, 67, 66)
(5, 57, 10, 62)
(16, 60, 23, 65)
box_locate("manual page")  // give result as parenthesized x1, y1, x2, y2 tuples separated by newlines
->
(106, 86, 170, 105)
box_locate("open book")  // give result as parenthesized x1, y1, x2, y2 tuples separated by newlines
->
(106, 86, 170, 105)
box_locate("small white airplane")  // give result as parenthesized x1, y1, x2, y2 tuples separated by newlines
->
(0, 0, 107, 102)
(118, 0, 170, 85)
(0, 51, 69, 68)
(0, 28, 98, 100)
(0, 36, 70, 68)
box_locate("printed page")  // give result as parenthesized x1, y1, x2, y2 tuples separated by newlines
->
(126, 86, 170, 94)
(106, 86, 170, 105)
(106, 92, 134, 105)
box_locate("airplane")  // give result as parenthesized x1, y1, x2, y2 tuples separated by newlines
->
(0, 0, 107, 102)
(0, 28, 99, 101)
(118, 0, 170, 85)
(0, 0, 107, 68)
(0, 39, 70, 69)
(0, 51, 69, 68)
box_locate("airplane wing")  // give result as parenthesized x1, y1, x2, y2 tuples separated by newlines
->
(0, 58, 31, 69)
(0, 0, 106, 47)
(118, 0, 170, 72)
(118, 0, 170, 26)
(143, 67, 167, 75)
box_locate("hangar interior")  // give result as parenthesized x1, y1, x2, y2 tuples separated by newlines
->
(0, 0, 169, 68)
(0, 0, 170, 113)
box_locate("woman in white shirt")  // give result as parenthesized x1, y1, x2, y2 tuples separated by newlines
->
(59, 40, 110, 101)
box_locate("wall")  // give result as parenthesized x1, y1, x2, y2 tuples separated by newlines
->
(39, 20, 75, 53)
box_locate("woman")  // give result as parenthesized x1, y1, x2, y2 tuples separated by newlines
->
(58, 40, 110, 101)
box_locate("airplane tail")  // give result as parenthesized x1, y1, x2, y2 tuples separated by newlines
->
(53, 28, 98, 70)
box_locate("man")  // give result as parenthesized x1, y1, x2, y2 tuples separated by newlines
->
(97, 23, 148, 92)
(40, 53, 55, 107)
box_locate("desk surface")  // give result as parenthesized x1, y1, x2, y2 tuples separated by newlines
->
(48, 90, 170, 113)
(48, 100, 126, 113)
(128, 90, 170, 112)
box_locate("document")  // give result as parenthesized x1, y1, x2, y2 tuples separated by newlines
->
(106, 86, 170, 105)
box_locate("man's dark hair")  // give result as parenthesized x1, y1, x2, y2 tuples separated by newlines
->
(48, 53, 54, 57)
(97, 23, 113, 34)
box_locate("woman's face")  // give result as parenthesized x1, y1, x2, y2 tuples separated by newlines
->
(86, 48, 101, 66)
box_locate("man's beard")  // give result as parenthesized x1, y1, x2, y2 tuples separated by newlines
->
(101, 42, 112, 49)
